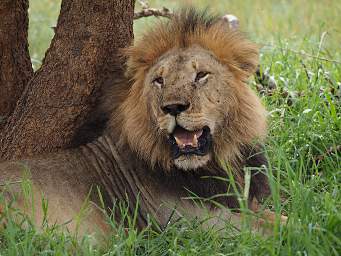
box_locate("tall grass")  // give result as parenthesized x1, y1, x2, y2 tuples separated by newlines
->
(1, 0, 340, 255)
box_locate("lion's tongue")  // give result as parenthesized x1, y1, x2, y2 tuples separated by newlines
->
(173, 127, 203, 149)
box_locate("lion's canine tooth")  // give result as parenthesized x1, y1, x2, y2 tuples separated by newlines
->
(174, 136, 184, 148)
(167, 117, 176, 134)
(193, 134, 198, 147)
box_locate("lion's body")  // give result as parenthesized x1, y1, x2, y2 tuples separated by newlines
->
(0, 8, 285, 237)
(0, 135, 271, 235)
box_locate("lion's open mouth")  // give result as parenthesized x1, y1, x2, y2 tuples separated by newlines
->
(168, 126, 211, 159)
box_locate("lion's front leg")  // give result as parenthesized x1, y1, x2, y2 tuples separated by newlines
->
(162, 196, 287, 235)
(213, 208, 287, 235)
(247, 197, 288, 235)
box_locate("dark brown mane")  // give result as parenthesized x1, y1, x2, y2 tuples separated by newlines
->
(173, 8, 220, 46)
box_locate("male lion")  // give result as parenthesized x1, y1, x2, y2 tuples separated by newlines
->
(0, 9, 284, 236)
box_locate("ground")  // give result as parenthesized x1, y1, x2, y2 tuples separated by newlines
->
(0, 0, 340, 255)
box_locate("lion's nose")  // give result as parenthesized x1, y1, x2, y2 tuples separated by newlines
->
(161, 103, 190, 116)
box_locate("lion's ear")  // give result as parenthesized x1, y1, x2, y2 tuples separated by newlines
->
(228, 39, 259, 81)
(200, 22, 259, 81)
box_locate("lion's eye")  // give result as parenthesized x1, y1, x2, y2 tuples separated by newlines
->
(152, 77, 164, 87)
(195, 71, 210, 82)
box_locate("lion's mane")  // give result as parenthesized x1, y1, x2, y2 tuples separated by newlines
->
(107, 8, 267, 175)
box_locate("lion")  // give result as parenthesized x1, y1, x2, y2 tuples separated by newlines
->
(0, 8, 285, 237)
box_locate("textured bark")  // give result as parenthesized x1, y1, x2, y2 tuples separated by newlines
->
(0, 0, 33, 128)
(0, 0, 135, 160)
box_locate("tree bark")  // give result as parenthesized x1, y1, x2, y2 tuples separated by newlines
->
(0, 0, 33, 128)
(0, 0, 135, 160)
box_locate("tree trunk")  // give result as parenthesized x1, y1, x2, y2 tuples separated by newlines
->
(0, 0, 135, 160)
(0, 0, 33, 129)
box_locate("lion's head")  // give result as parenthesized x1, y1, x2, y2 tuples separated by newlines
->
(111, 9, 267, 172)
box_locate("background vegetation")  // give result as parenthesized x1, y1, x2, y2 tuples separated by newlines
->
(1, 0, 340, 255)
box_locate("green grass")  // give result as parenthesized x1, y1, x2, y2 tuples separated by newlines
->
(1, 0, 340, 255)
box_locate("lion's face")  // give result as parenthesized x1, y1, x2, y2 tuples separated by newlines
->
(144, 46, 236, 170)
(115, 10, 267, 172)
(118, 45, 266, 172)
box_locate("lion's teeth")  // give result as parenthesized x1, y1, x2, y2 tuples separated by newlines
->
(174, 136, 185, 148)
(167, 118, 176, 134)
(193, 134, 198, 147)
(174, 133, 200, 149)
(174, 136, 181, 145)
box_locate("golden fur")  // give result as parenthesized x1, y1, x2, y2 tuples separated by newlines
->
(108, 8, 267, 175)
